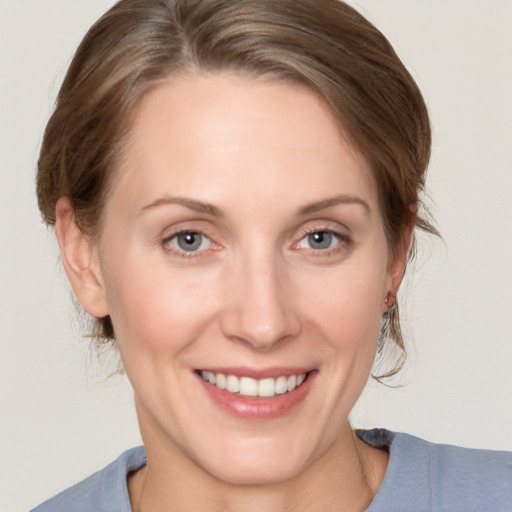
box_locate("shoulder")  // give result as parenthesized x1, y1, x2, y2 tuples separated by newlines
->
(395, 431, 512, 498)
(30, 446, 146, 512)
(359, 429, 512, 512)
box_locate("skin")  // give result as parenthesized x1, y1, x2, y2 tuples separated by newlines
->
(56, 74, 410, 511)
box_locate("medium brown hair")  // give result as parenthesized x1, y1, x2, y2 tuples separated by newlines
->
(37, 0, 437, 377)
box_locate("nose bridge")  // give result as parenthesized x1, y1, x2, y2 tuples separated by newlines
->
(221, 242, 300, 349)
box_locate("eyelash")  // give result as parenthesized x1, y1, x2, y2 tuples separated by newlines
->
(293, 227, 351, 256)
(161, 229, 217, 259)
(161, 226, 351, 259)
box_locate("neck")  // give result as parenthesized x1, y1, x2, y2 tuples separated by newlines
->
(128, 423, 388, 512)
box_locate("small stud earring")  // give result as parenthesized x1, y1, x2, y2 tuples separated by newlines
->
(384, 293, 395, 308)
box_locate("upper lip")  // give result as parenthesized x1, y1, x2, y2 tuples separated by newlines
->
(196, 366, 314, 379)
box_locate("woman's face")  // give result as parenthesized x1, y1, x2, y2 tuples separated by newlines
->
(92, 74, 400, 484)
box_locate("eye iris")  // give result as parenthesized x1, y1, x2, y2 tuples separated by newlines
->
(177, 232, 202, 251)
(308, 232, 332, 250)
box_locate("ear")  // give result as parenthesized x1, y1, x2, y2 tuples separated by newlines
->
(55, 197, 109, 318)
(383, 223, 414, 311)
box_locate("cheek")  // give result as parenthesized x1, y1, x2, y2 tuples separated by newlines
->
(102, 257, 218, 354)
(301, 262, 386, 344)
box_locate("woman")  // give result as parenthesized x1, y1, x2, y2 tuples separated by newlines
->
(31, 0, 511, 510)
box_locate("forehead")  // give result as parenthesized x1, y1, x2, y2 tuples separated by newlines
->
(111, 73, 377, 215)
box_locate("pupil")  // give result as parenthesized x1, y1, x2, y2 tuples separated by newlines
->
(177, 233, 202, 251)
(309, 232, 332, 250)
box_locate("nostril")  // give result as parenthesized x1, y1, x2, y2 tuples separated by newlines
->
(219, 266, 302, 349)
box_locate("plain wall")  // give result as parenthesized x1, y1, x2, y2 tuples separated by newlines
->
(1, 1, 511, 510)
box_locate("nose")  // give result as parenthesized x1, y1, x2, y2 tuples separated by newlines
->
(220, 251, 301, 350)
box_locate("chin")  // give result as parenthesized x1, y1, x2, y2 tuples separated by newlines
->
(187, 428, 329, 487)
(202, 452, 308, 486)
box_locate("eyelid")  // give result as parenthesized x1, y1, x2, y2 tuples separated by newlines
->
(297, 229, 342, 248)
(161, 227, 220, 257)
(294, 222, 350, 242)
(159, 219, 217, 244)
(291, 224, 352, 255)
(168, 231, 212, 251)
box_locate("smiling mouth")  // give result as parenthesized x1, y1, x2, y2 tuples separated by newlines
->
(198, 371, 309, 398)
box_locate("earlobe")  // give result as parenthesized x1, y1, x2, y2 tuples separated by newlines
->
(384, 224, 414, 311)
(55, 197, 109, 319)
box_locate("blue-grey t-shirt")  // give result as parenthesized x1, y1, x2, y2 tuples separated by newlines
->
(31, 429, 512, 511)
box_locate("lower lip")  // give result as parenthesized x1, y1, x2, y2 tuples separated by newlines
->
(197, 372, 317, 420)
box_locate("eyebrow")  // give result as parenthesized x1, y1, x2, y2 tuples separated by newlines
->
(139, 194, 369, 218)
(298, 195, 370, 216)
(139, 196, 223, 217)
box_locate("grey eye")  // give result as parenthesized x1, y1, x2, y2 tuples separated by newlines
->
(307, 232, 333, 250)
(171, 232, 211, 252)
(298, 231, 341, 250)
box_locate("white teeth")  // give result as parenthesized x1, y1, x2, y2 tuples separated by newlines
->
(239, 377, 258, 396)
(226, 375, 240, 393)
(216, 373, 226, 390)
(258, 378, 276, 397)
(275, 376, 288, 394)
(200, 371, 308, 397)
(201, 371, 217, 385)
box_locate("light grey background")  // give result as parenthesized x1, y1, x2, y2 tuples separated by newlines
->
(1, 1, 511, 510)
